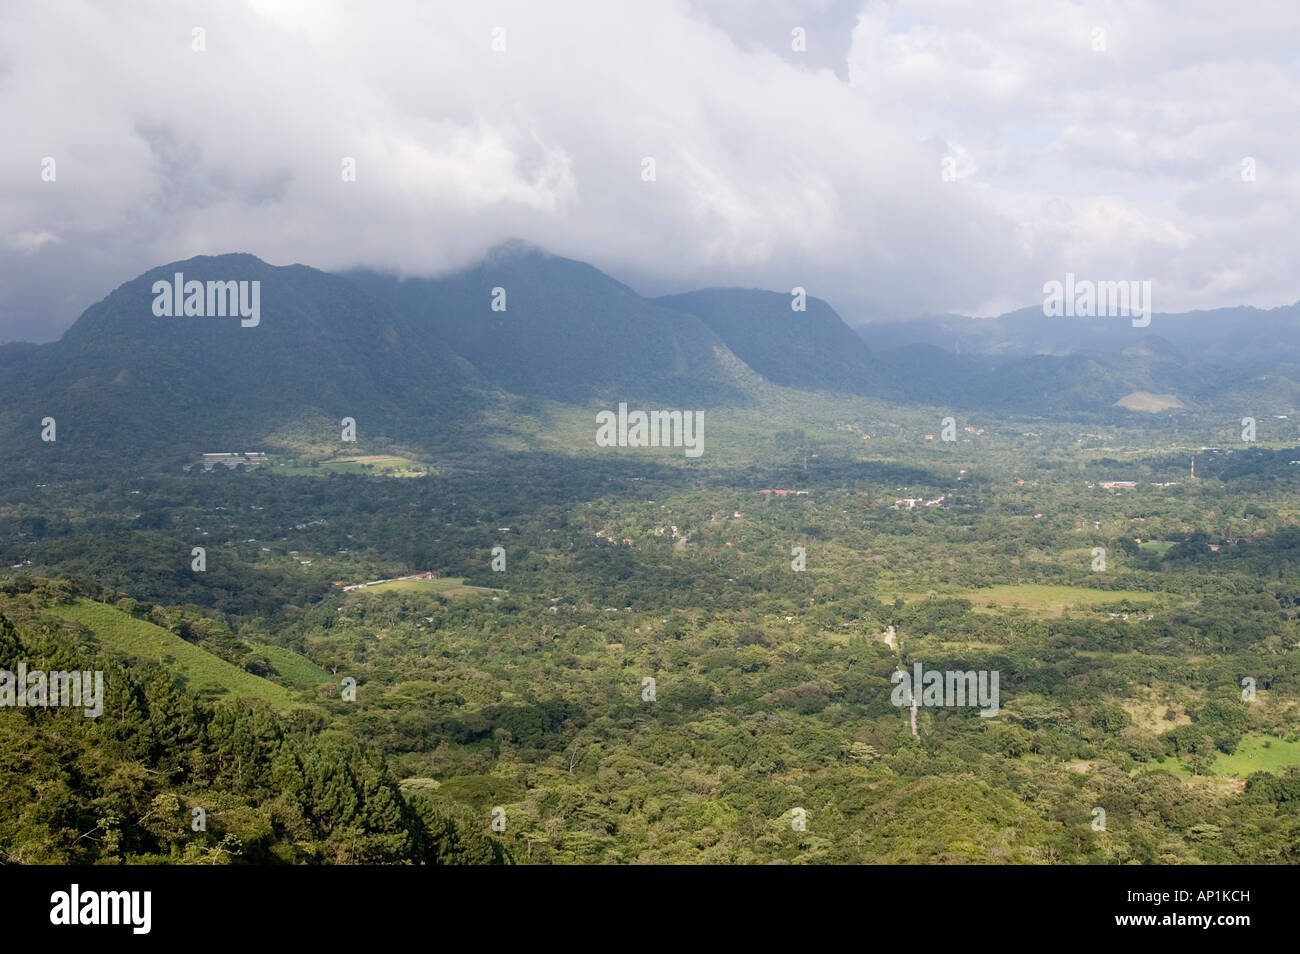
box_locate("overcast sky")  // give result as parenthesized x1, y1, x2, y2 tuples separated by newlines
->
(3, 0, 1300, 342)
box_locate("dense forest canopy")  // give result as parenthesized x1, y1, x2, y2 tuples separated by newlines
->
(3, 414, 1298, 864)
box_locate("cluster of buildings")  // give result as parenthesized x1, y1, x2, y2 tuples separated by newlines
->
(894, 495, 946, 509)
(185, 452, 268, 472)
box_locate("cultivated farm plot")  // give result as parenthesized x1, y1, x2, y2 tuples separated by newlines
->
(274, 455, 429, 477)
(1138, 540, 1177, 556)
(897, 583, 1163, 617)
(55, 599, 300, 711)
(255, 643, 332, 687)
(1208, 734, 1300, 776)
(1156, 735, 1300, 782)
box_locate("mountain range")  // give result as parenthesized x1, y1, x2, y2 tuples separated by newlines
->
(858, 303, 1300, 366)
(3, 243, 1298, 463)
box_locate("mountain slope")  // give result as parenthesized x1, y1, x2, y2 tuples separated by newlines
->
(346, 244, 754, 406)
(653, 288, 878, 395)
(56, 597, 299, 710)
(0, 253, 486, 460)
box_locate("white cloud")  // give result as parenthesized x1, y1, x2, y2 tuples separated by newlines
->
(8, 230, 60, 253)
(1, 0, 1299, 341)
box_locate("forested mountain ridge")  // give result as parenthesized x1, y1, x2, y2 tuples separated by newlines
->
(3, 246, 1298, 469)
(653, 287, 879, 395)
(0, 577, 505, 864)
(347, 244, 756, 406)
(859, 302, 1300, 365)
(0, 253, 485, 462)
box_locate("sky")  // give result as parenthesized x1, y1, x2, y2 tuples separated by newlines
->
(3, 0, 1300, 342)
